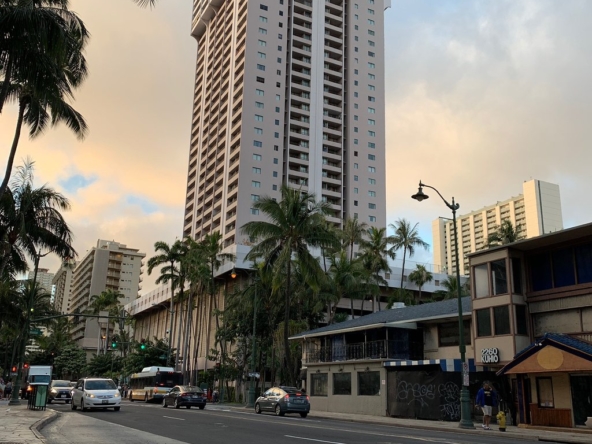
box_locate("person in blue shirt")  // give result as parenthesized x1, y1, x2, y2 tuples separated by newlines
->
(476, 381, 498, 430)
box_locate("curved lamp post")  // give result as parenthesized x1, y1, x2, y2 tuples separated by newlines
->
(412, 181, 474, 429)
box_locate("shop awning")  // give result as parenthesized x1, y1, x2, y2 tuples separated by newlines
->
(384, 358, 476, 372)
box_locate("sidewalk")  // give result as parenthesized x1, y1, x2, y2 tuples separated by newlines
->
(225, 403, 592, 444)
(0, 400, 57, 444)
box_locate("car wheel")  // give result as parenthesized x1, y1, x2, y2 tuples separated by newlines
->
(255, 403, 261, 414)
(186, 406, 191, 409)
(80, 399, 87, 412)
(174, 399, 180, 409)
(47, 398, 52, 404)
(66, 400, 71, 404)
(162, 398, 168, 408)
(71, 400, 77, 410)
(199, 405, 205, 410)
(144, 394, 149, 403)
(114, 406, 120, 411)
(300, 413, 308, 418)
(275, 404, 284, 416)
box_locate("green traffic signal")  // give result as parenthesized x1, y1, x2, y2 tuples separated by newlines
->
(140, 343, 146, 350)
(111, 341, 117, 348)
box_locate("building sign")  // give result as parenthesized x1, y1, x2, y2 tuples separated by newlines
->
(481, 348, 499, 364)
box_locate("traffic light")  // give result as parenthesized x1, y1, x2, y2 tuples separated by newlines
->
(24, 363, 29, 369)
(140, 339, 146, 350)
(11, 365, 17, 373)
(111, 341, 117, 349)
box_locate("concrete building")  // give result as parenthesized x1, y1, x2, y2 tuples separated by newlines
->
(432, 179, 563, 276)
(28, 268, 54, 295)
(69, 240, 145, 356)
(52, 259, 77, 314)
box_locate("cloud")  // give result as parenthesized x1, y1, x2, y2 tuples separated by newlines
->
(126, 195, 159, 215)
(58, 174, 97, 194)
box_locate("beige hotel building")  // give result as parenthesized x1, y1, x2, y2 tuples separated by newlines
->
(432, 179, 563, 277)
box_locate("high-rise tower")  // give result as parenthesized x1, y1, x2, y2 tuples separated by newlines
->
(184, 0, 388, 250)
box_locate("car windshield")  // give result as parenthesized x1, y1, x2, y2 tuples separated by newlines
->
(85, 380, 117, 390)
(282, 387, 299, 394)
(180, 386, 203, 394)
(51, 381, 70, 387)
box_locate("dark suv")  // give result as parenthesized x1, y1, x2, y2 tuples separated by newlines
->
(48, 380, 72, 404)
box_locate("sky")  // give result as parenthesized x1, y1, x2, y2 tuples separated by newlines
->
(2, 0, 591, 292)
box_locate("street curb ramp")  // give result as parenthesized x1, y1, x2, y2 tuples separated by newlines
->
(30, 409, 60, 443)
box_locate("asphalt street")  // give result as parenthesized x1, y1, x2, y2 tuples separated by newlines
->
(45, 400, 564, 444)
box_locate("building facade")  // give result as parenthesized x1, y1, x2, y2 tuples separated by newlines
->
(28, 268, 54, 295)
(68, 240, 145, 356)
(432, 179, 563, 276)
(52, 259, 77, 314)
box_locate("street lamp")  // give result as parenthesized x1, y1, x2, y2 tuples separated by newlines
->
(231, 268, 258, 408)
(151, 302, 174, 365)
(411, 181, 474, 429)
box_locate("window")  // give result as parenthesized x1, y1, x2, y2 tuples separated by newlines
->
(255, 115, 263, 121)
(255, 101, 264, 108)
(251, 194, 260, 202)
(354, 139, 358, 145)
(333, 373, 351, 395)
(368, 52, 375, 58)
(368, 107, 375, 113)
(354, 163, 359, 169)
(260, 4, 268, 10)
(354, 188, 358, 194)
(474, 264, 489, 297)
(354, 151, 358, 156)
(257, 64, 265, 71)
(274, 145, 279, 151)
(275, 106, 280, 112)
(253, 140, 263, 147)
(273, 158, 278, 164)
(368, 131, 375, 137)
(258, 40, 266, 46)
(368, 166, 376, 172)
(369, 178, 376, 185)
(368, 154, 375, 160)
(354, 80, 359, 86)
(257, 52, 266, 59)
(536, 377, 554, 408)
(276, 94, 281, 101)
(368, 8, 375, 14)
(250, 208, 259, 215)
(259, 16, 268, 22)
(252, 154, 262, 161)
(273, 171, 278, 177)
(355, 25, 358, 30)
(368, 29, 375, 36)
(252, 167, 261, 174)
(310, 373, 328, 396)
(476, 308, 492, 337)
(369, 216, 376, 222)
(274, 132, 279, 138)
(369, 40, 375, 46)
(490, 259, 508, 294)
(355, 36, 359, 42)
(369, 84, 376, 90)
(368, 203, 376, 209)
(256, 76, 265, 83)
(529, 252, 552, 291)
(515, 305, 528, 335)
(355, 46, 359, 52)
(438, 321, 471, 347)
(358, 371, 380, 396)
(278, 46, 282, 51)
(354, 14, 358, 20)
(368, 119, 375, 125)
(276, 82, 281, 87)
(494, 305, 510, 335)
(278, 33, 283, 39)
(576, 243, 592, 283)
(258, 28, 267, 34)
(553, 247, 576, 287)
(252, 181, 261, 188)
(368, 142, 375, 148)
(368, 96, 375, 102)
(354, 92, 358, 97)
(254, 128, 263, 134)
(512, 258, 523, 294)
(368, 62, 375, 69)
(354, 200, 358, 206)
(368, 19, 375, 25)
(354, 213, 358, 219)
(277, 57, 282, 63)
(369, 73, 376, 80)
(368, 191, 376, 197)
(274, 119, 279, 125)
(354, 175, 358, 181)
(256, 89, 264, 96)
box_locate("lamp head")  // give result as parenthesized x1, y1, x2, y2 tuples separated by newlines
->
(412, 184, 429, 202)
(230, 267, 237, 279)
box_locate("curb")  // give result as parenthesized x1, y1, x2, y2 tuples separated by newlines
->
(30, 409, 59, 443)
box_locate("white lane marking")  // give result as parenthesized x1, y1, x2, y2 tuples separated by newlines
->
(285, 436, 345, 444)
(163, 415, 185, 421)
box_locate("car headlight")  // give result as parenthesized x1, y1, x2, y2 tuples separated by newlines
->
(50, 389, 57, 394)
(86, 393, 95, 398)
(114, 392, 120, 397)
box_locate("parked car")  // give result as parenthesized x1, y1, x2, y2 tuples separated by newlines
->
(48, 380, 72, 404)
(162, 385, 206, 409)
(255, 386, 310, 418)
(71, 378, 121, 411)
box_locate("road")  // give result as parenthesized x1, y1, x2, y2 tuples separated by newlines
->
(44, 400, 563, 444)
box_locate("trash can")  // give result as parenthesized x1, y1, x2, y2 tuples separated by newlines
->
(28, 385, 48, 410)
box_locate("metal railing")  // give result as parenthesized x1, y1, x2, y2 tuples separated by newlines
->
(305, 339, 423, 364)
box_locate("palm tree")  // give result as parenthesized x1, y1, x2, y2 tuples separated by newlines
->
(389, 218, 429, 292)
(435, 275, 469, 300)
(329, 250, 363, 320)
(0, 160, 76, 277)
(486, 220, 524, 248)
(88, 289, 124, 354)
(408, 264, 433, 302)
(241, 185, 338, 383)
(341, 218, 368, 261)
(359, 227, 395, 312)
(0, 0, 89, 196)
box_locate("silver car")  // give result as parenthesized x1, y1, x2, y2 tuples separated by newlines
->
(71, 378, 121, 411)
(255, 386, 310, 418)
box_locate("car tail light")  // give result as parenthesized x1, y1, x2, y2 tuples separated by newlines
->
(306, 396, 310, 401)
(284, 394, 290, 401)
(296, 392, 301, 396)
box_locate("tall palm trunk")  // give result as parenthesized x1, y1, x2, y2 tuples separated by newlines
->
(175, 290, 185, 370)
(284, 259, 292, 383)
(400, 246, 408, 291)
(0, 98, 25, 198)
(182, 290, 193, 383)
(0, 56, 13, 114)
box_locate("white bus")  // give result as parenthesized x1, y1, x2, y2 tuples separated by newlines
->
(128, 366, 183, 402)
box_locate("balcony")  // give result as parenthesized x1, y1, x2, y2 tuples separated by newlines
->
(305, 339, 423, 364)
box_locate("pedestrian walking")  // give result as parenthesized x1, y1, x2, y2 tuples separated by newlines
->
(4, 381, 12, 399)
(476, 381, 497, 430)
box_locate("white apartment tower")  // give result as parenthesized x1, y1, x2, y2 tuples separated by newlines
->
(433, 179, 563, 276)
(52, 259, 77, 314)
(184, 0, 389, 247)
(69, 240, 145, 354)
